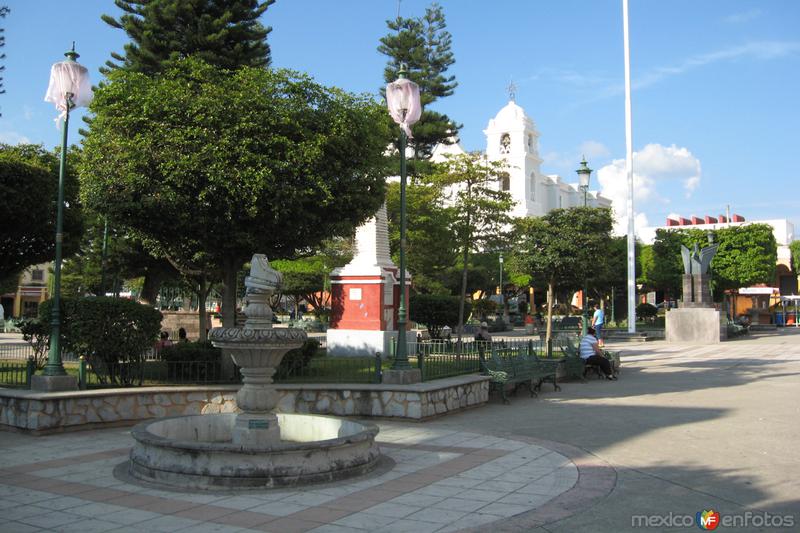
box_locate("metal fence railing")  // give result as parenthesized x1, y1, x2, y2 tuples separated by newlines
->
(397, 338, 562, 381)
(0, 359, 35, 388)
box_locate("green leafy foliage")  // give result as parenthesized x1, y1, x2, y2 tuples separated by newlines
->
(409, 293, 468, 339)
(472, 298, 497, 321)
(159, 341, 220, 362)
(80, 58, 392, 334)
(426, 153, 514, 335)
(101, 0, 275, 74)
(378, 2, 461, 158)
(385, 180, 457, 294)
(636, 302, 658, 323)
(508, 207, 613, 341)
(39, 297, 162, 386)
(275, 339, 321, 379)
(649, 225, 777, 298)
(712, 224, 777, 292)
(790, 241, 800, 273)
(18, 318, 49, 370)
(0, 144, 83, 278)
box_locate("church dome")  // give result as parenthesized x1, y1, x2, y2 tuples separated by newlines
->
(487, 100, 534, 130)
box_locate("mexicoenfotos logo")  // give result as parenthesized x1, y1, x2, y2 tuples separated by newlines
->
(696, 509, 721, 530)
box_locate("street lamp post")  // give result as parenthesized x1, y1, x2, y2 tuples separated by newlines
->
(499, 253, 506, 323)
(576, 157, 592, 337)
(386, 65, 421, 375)
(35, 44, 92, 390)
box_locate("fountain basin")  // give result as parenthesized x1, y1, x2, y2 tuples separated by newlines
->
(129, 413, 380, 489)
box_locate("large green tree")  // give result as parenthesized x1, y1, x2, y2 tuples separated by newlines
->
(80, 58, 391, 335)
(102, 0, 274, 74)
(712, 224, 777, 293)
(426, 153, 513, 340)
(649, 225, 776, 301)
(508, 207, 614, 343)
(385, 180, 457, 294)
(0, 144, 83, 279)
(378, 2, 460, 159)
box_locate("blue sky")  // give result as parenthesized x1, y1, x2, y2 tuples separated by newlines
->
(2, 0, 799, 236)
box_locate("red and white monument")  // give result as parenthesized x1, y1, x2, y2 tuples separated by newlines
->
(327, 204, 408, 357)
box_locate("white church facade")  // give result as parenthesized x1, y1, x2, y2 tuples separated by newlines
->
(431, 98, 611, 216)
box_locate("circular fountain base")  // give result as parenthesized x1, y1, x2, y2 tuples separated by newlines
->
(129, 413, 380, 490)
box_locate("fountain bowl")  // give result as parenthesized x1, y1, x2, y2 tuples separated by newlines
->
(129, 413, 380, 490)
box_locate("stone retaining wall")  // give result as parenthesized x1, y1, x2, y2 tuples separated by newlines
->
(0, 375, 489, 432)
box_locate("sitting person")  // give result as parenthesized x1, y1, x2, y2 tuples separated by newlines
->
(178, 327, 189, 343)
(474, 322, 492, 342)
(580, 326, 616, 380)
(155, 331, 173, 352)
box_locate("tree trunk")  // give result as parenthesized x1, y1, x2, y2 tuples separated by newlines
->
(455, 187, 473, 352)
(139, 271, 164, 306)
(197, 278, 210, 344)
(546, 278, 554, 344)
(221, 258, 239, 328)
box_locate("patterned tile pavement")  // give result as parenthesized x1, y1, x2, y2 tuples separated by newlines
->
(0, 422, 615, 532)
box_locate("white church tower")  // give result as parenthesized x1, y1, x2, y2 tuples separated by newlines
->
(483, 88, 544, 218)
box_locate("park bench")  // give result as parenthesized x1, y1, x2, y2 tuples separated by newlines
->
(483, 345, 561, 404)
(560, 336, 620, 381)
(726, 319, 749, 337)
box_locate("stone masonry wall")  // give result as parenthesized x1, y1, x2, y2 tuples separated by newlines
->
(0, 376, 489, 432)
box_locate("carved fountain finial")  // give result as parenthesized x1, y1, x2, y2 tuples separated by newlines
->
(243, 254, 281, 329)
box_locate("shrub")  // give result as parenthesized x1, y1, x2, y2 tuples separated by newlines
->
(159, 341, 221, 362)
(409, 294, 470, 339)
(275, 339, 321, 379)
(472, 298, 497, 321)
(40, 297, 162, 386)
(18, 318, 49, 369)
(636, 302, 658, 323)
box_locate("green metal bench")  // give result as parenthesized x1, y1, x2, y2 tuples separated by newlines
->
(560, 337, 620, 380)
(483, 345, 561, 404)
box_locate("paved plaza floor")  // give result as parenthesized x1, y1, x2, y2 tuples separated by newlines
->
(1, 331, 799, 532)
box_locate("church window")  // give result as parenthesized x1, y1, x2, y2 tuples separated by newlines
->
(558, 195, 562, 208)
(530, 172, 536, 201)
(499, 133, 511, 154)
(527, 134, 533, 152)
(501, 174, 510, 191)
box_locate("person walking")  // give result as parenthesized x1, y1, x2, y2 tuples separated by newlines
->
(591, 303, 605, 347)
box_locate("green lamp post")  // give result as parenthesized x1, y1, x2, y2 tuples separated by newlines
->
(40, 44, 92, 383)
(576, 156, 592, 337)
(386, 65, 421, 371)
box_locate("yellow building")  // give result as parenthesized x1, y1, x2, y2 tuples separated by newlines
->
(1, 263, 51, 320)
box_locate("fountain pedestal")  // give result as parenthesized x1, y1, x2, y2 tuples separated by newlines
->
(128, 254, 381, 489)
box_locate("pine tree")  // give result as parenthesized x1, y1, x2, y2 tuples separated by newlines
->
(101, 0, 274, 74)
(0, 6, 8, 116)
(378, 3, 461, 159)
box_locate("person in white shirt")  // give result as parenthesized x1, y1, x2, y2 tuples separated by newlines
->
(579, 326, 616, 380)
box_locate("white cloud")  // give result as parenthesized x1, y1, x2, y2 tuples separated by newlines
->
(597, 143, 701, 236)
(579, 140, 610, 159)
(572, 40, 800, 106)
(0, 131, 31, 145)
(723, 9, 762, 24)
(542, 140, 610, 176)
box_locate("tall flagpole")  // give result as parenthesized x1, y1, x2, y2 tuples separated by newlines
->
(623, 0, 636, 333)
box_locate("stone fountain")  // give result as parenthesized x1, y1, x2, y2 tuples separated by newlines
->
(129, 255, 380, 489)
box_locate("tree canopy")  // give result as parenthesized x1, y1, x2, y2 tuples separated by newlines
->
(79, 58, 392, 330)
(378, 2, 460, 158)
(508, 207, 614, 341)
(648, 225, 777, 298)
(0, 144, 83, 278)
(425, 153, 513, 336)
(101, 0, 274, 74)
